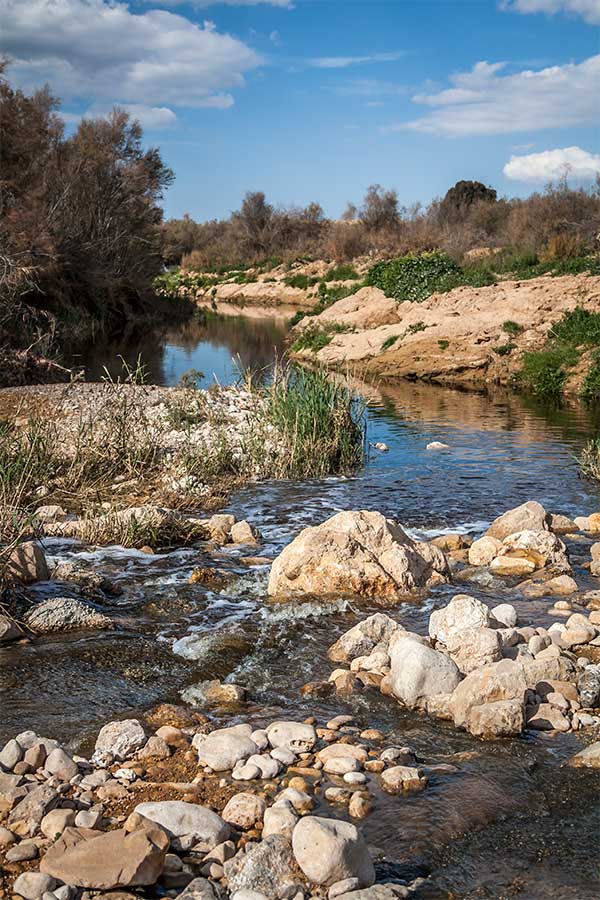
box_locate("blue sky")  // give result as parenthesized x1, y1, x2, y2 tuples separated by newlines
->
(1, 0, 599, 219)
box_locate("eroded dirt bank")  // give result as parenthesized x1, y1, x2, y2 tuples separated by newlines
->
(290, 273, 600, 392)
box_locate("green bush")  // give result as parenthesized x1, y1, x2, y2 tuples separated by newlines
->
(438, 339, 449, 351)
(291, 323, 349, 353)
(549, 307, 600, 347)
(517, 347, 579, 399)
(493, 342, 516, 356)
(580, 350, 600, 402)
(284, 273, 319, 290)
(502, 320, 524, 336)
(367, 251, 494, 303)
(381, 334, 399, 351)
(323, 264, 360, 282)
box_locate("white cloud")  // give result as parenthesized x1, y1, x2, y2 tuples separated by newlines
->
(59, 103, 178, 129)
(503, 145, 600, 181)
(309, 52, 403, 69)
(500, 0, 600, 25)
(393, 55, 600, 136)
(0, 0, 262, 120)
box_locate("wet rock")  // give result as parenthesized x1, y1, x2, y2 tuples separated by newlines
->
(194, 724, 257, 771)
(232, 762, 261, 781)
(24, 597, 113, 634)
(222, 793, 266, 830)
(324, 757, 361, 775)
(549, 513, 578, 534)
(380, 766, 427, 793)
(266, 721, 317, 753)
(268, 510, 449, 599)
(231, 520, 261, 545)
(13, 872, 57, 900)
(0, 614, 25, 644)
(40, 823, 169, 888)
(451, 659, 527, 736)
(426, 441, 449, 450)
(566, 741, 600, 768)
(183, 680, 247, 705)
(491, 603, 518, 628)
(485, 501, 549, 541)
(389, 633, 461, 710)
(430, 533, 470, 552)
(328, 614, 403, 663)
(6, 541, 49, 585)
(134, 801, 229, 849)
(333, 886, 415, 899)
(429, 594, 491, 644)
(246, 753, 279, 779)
(527, 703, 570, 732)
(497, 530, 570, 573)
(468, 536, 502, 567)
(224, 834, 298, 899)
(318, 743, 368, 764)
(292, 815, 375, 887)
(490, 556, 536, 577)
(467, 699, 525, 738)
(578, 664, 600, 707)
(446, 626, 502, 674)
(94, 719, 146, 762)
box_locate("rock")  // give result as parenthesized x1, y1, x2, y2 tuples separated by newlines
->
(498, 530, 570, 572)
(450, 659, 527, 736)
(231, 521, 260, 545)
(426, 441, 449, 450)
(134, 801, 229, 849)
(491, 603, 518, 628)
(266, 721, 317, 753)
(527, 703, 570, 732)
(224, 834, 298, 899)
(566, 741, 600, 768)
(25, 597, 113, 633)
(6, 541, 49, 584)
(267, 510, 449, 599)
(93, 719, 146, 763)
(276, 787, 315, 813)
(40, 823, 168, 888)
(292, 815, 375, 887)
(466, 699, 525, 738)
(183, 680, 247, 705)
(9, 784, 58, 836)
(331, 879, 362, 899)
(232, 763, 261, 781)
(222, 793, 266, 830)
(45, 747, 78, 780)
(13, 873, 57, 900)
(318, 743, 368, 763)
(328, 614, 403, 663)
(41, 808, 77, 838)
(430, 533, 469, 552)
(446, 627, 502, 674)
(0, 614, 25, 644)
(490, 556, 536, 576)
(545, 575, 579, 595)
(380, 766, 427, 793)
(0, 737, 23, 770)
(6, 840, 38, 862)
(429, 594, 491, 644)
(194, 725, 258, 771)
(486, 501, 549, 541)
(468, 536, 502, 567)
(578, 665, 600, 707)
(549, 513, 578, 534)
(245, 753, 279, 779)
(34, 504, 67, 523)
(333, 885, 417, 899)
(389, 633, 461, 709)
(177, 878, 226, 900)
(262, 802, 298, 840)
(324, 757, 361, 775)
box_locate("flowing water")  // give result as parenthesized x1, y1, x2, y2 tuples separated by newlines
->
(2, 311, 600, 897)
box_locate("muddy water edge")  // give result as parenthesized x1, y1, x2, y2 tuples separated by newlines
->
(2, 310, 600, 898)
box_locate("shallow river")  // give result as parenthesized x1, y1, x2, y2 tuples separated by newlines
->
(2, 312, 600, 898)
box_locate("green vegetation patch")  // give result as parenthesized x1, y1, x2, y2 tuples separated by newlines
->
(284, 273, 319, 290)
(517, 347, 579, 399)
(502, 320, 524, 336)
(381, 334, 399, 351)
(367, 251, 494, 303)
(291, 322, 350, 353)
(323, 264, 360, 282)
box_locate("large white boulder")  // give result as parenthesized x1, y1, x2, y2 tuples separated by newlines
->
(445, 627, 503, 674)
(134, 801, 229, 849)
(193, 725, 257, 771)
(389, 634, 461, 710)
(497, 530, 570, 572)
(94, 719, 146, 762)
(450, 659, 527, 737)
(292, 816, 375, 887)
(429, 595, 491, 645)
(266, 721, 317, 753)
(267, 510, 449, 599)
(485, 501, 549, 541)
(328, 613, 404, 662)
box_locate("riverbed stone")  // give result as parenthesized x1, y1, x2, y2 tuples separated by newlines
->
(266, 721, 317, 753)
(380, 766, 427, 793)
(0, 737, 23, 770)
(134, 801, 229, 849)
(6, 541, 50, 585)
(486, 501, 549, 541)
(566, 741, 600, 768)
(94, 719, 146, 762)
(224, 834, 298, 899)
(0, 614, 25, 644)
(13, 872, 57, 900)
(450, 659, 527, 735)
(466, 699, 525, 738)
(498, 530, 570, 572)
(292, 815, 375, 887)
(468, 536, 502, 567)
(24, 597, 113, 634)
(491, 603, 518, 628)
(230, 520, 260, 545)
(194, 725, 257, 771)
(527, 703, 570, 732)
(40, 808, 77, 838)
(9, 784, 59, 836)
(446, 627, 502, 674)
(389, 633, 461, 709)
(221, 793, 266, 830)
(45, 747, 78, 781)
(268, 510, 449, 599)
(262, 802, 298, 840)
(578, 665, 600, 707)
(40, 823, 169, 888)
(490, 556, 536, 577)
(429, 594, 491, 644)
(328, 614, 404, 663)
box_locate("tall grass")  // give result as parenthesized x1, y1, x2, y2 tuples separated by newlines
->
(267, 363, 365, 478)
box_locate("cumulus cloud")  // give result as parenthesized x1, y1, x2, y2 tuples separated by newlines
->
(500, 0, 600, 25)
(392, 55, 600, 136)
(0, 0, 262, 120)
(503, 145, 600, 181)
(308, 52, 403, 69)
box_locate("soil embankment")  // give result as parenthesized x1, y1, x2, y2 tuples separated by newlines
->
(290, 273, 600, 392)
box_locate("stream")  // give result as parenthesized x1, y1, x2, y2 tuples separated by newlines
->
(2, 310, 600, 898)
